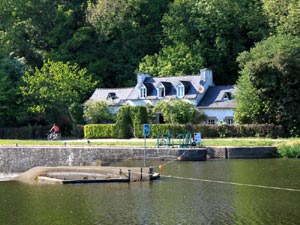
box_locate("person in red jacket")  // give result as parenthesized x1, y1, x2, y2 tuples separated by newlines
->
(50, 123, 60, 134)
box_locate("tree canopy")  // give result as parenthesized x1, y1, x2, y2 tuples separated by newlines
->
(235, 35, 300, 136)
(20, 60, 97, 127)
(0, 0, 300, 136)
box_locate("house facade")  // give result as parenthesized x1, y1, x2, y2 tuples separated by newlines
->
(88, 68, 237, 124)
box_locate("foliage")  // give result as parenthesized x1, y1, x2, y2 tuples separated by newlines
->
(114, 105, 149, 138)
(84, 124, 115, 139)
(1, 0, 300, 137)
(149, 124, 284, 139)
(114, 106, 132, 139)
(20, 59, 97, 128)
(86, 0, 170, 87)
(130, 106, 148, 138)
(0, 125, 48, 139)
(154, 100, 195, 124)
(0, 55, 25, 126)
(262, 0, 300, 36)
(139, 0, 269, 84)
(278, 144, 300, 158)
(236, 34, 300, 136)
(84, 100, 115, 124)
(234, 68, 260, 124)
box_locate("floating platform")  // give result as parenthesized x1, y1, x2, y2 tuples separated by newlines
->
(14, 166, 160, 185)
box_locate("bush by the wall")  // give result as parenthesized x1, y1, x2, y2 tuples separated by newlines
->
(148, 124, 285, 139)
(83, 123, 285, 139)
(84, 124, 115, 139)
(278, 144, 300, 158)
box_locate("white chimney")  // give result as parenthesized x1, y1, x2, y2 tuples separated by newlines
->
(200, 68, 214, 86)
(137, 73, 150, 84)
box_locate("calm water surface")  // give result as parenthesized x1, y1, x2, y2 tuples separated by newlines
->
(0, 158, 299, 225)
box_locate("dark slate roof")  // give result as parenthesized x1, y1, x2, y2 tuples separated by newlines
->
(89, 88, 134, 105)
(127, 75, 201, 100)
(198, 86, 237, 108)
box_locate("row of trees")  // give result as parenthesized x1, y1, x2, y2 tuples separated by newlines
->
(0, 0, 300, 136)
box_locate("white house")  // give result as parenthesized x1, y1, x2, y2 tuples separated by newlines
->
(88, 68, 237, 124)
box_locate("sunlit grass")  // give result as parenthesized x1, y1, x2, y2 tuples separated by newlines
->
(0, 137, 297, 147)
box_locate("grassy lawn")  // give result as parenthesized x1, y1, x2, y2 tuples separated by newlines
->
(0, 137, 298, 147)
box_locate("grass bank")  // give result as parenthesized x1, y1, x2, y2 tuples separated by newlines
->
(0, 137, 297, 147)
(1, 138, 299, 158)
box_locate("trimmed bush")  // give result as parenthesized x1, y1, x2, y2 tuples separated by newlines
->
(115, 106, 132, 139)
(84, 124, 115, 139)
(131, 106, 148, 138)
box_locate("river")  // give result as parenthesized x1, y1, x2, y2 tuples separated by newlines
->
(0, 158, 299, 225)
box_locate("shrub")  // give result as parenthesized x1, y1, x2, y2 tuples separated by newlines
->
(278, 144, 300, 158)
(84, 124, 115, 139)
(131, 106, 148, 138)
(115, 106, 132, 139)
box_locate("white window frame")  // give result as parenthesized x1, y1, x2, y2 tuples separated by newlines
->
(207, 117, 218, 125)
(157, 83, 165, 98)
(224, 117, 234, 125)
(139, 84, 147, 99)
(176, 83, 185, 98)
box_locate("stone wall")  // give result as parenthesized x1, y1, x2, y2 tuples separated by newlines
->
(0, 146, 277, 173)
(0, 146, 205, 173)
(207, 146, 278, 159)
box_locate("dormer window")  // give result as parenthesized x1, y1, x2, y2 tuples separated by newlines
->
(223, 92, 232, 101)
(107, 92, 117, 100)
(177, 83, 184, 98)
(139, 84, 147, 99)
(157, 83, 165, 98)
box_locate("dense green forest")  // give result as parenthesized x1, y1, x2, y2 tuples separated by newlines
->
(0, 0, 300, 136)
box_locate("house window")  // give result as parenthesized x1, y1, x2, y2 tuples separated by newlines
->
(139, 86, 147, 98)
(225, 117, 234, 124)
(208, 119, 216, 125)
(177, 84, 184, 98)
(156, 112, 164, 124)
(207, 117, 218, 125)
(157, 85, 165, 98)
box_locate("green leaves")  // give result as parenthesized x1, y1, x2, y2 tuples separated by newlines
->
(139, 0, 269, 84)
(84, 100, 114, 124)
(236, 34, 300, 136)
(154, 100, 195, 124)
(20, 59, 97, 123)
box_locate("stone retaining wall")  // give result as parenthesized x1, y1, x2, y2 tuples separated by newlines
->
(0, 146, 205, 173)
(0, 146, 278, 173)
(207, 146, 278, 159)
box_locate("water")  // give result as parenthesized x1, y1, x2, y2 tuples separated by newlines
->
(0, 158, 299, 225)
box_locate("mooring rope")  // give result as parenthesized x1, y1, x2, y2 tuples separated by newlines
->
(151, 150, 188, 169)
(127, 148, 300, 193)
(160, 174, 300, 192)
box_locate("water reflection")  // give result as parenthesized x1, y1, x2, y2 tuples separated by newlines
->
(0, 159, 299, 225)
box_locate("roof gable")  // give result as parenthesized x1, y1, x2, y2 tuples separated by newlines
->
(198, 86, 237, 108)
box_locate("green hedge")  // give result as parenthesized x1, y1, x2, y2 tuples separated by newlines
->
(84, 124, 115, 139)
(83, 123, 285, 139)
